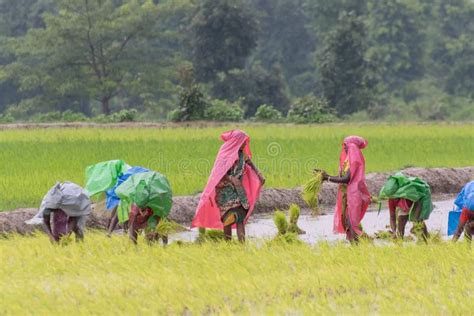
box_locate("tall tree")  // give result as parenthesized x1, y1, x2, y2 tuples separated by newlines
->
(251, 0, 316, 97)
(0, 0, 54, 37)
(0, 0, 55, 114)
(5, 0, 160, 115)
(212, 64, 290, 117)
(189, 0, 258, 82)
(304, 0, 367, 37)
(430, 0, 474, 98)
(317, 12, 376, 115)
(366, 0, 426, 90)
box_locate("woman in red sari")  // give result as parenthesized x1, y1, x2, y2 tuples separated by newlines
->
(192, 130, 265, 242)
(322, 136, 371, 243)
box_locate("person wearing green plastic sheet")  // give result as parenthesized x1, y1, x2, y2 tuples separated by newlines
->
(84, 159, 140, 235)
(128, 204, 168, 245)
(115, 171, 173, 245)
(379, 172, 433, 240)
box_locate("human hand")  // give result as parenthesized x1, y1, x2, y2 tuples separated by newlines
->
(370, 196, 379, 204)
(319, 171, 329, 181)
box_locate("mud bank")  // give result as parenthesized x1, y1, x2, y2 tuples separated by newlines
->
(1, 167, 472, 235)
(170, 166, 473, 223)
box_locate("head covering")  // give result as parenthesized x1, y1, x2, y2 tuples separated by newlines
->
(115, 171, 173, 224)
(26, 182, 92, 225)
(105, 166, 150, 210)
(454, 181, 474, 211)
(379, 172, 433, 221)
(334, 136, 370, 235)
(192, 130, 263, 229)
(84, 160, 130, 197)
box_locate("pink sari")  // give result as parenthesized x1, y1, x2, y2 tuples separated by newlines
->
(191, 130, 263, 229)
(333, 136, 371, 235)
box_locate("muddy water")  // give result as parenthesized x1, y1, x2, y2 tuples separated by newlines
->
(170, 199, 456, 244)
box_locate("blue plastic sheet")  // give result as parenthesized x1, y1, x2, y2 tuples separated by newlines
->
(448, 209, 462, 236)
(454, 181, 474, 210)
(105, 166, 150, 210)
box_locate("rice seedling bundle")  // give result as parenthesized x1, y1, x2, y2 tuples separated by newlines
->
(273, 210, 288, 235)
(302, 171, 323, 215)
(196, 228, 226, 243)
(155, 219, 188, 236)
(288, 204, 305, 234)
(272, 205, 303, 243)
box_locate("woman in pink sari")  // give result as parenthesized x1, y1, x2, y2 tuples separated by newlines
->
(322, 136, 370, 243)
(192, 130, 265, 242)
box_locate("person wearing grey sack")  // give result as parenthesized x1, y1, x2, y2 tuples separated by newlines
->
(26, 182, 92, 243)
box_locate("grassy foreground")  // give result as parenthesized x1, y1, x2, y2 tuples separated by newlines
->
(1, 233, 472, 314)
(1, 123, 473, 210)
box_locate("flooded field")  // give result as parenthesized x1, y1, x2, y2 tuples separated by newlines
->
(171, 198, 456, 243)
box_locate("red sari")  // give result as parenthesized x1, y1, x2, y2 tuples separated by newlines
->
(333, 136, 370, 236)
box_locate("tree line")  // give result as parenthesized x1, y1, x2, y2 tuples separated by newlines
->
(0, 0, 473, 123)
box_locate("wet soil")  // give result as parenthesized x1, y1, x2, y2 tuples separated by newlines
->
(169, 198, 457, 243)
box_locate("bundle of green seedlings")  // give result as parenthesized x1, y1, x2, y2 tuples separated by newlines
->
(272, 204, 305, 244)
(195, 227, 226, 243)
(301, 171, 323, 215)
(374, 230, 394, 240)
(156, 219, 189, 236)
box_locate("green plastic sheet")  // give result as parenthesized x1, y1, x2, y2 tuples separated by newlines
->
(85, 160, 130, 197)
(115, 171, 173, 224)
(379, 172, 433, 221)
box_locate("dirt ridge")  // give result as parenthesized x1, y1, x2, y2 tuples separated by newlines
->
(1, 166, 472, 235)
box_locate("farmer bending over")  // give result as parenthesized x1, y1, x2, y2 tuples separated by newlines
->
(114, 171, 173, 245)
(26, 182, 91, 243)
(128, 204, 167, 245)
(452, 181, 474, 243)
(379, 172, 432, 240)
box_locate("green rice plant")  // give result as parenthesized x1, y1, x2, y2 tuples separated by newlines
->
(1, 233, 473, 314)
(269, 232, 301, 244)
(272, 207, 303, 243)
(427, 231, 443, 244)
(273, 210, 288, 235)
(155, 219, 188, 236)
(1, 123, 473, 211)
(206, 229, 226, 241)
(374, 230, 394, 240)
(195, 228, 226, 243)
(411, 221, 428, 242)
(288, 204, 305, 235)
(302, 171, 323, 215)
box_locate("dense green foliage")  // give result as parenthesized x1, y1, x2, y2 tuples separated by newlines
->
(287, 95, 335, 123)
(0, 0, 474, 121)
(254, 104, 282, 122)
(1, 124, 473, 211)
(204, 99, 244, 122)
(189, 0, 258, 83)
(317, 12, 376, 115)
(1, 234, 473, 314)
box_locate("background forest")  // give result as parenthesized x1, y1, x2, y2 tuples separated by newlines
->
(0, 0, 473, 123)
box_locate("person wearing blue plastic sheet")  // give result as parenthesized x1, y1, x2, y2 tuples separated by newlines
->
(452, 181, 474, 243)
(105, 166, 149, 236)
